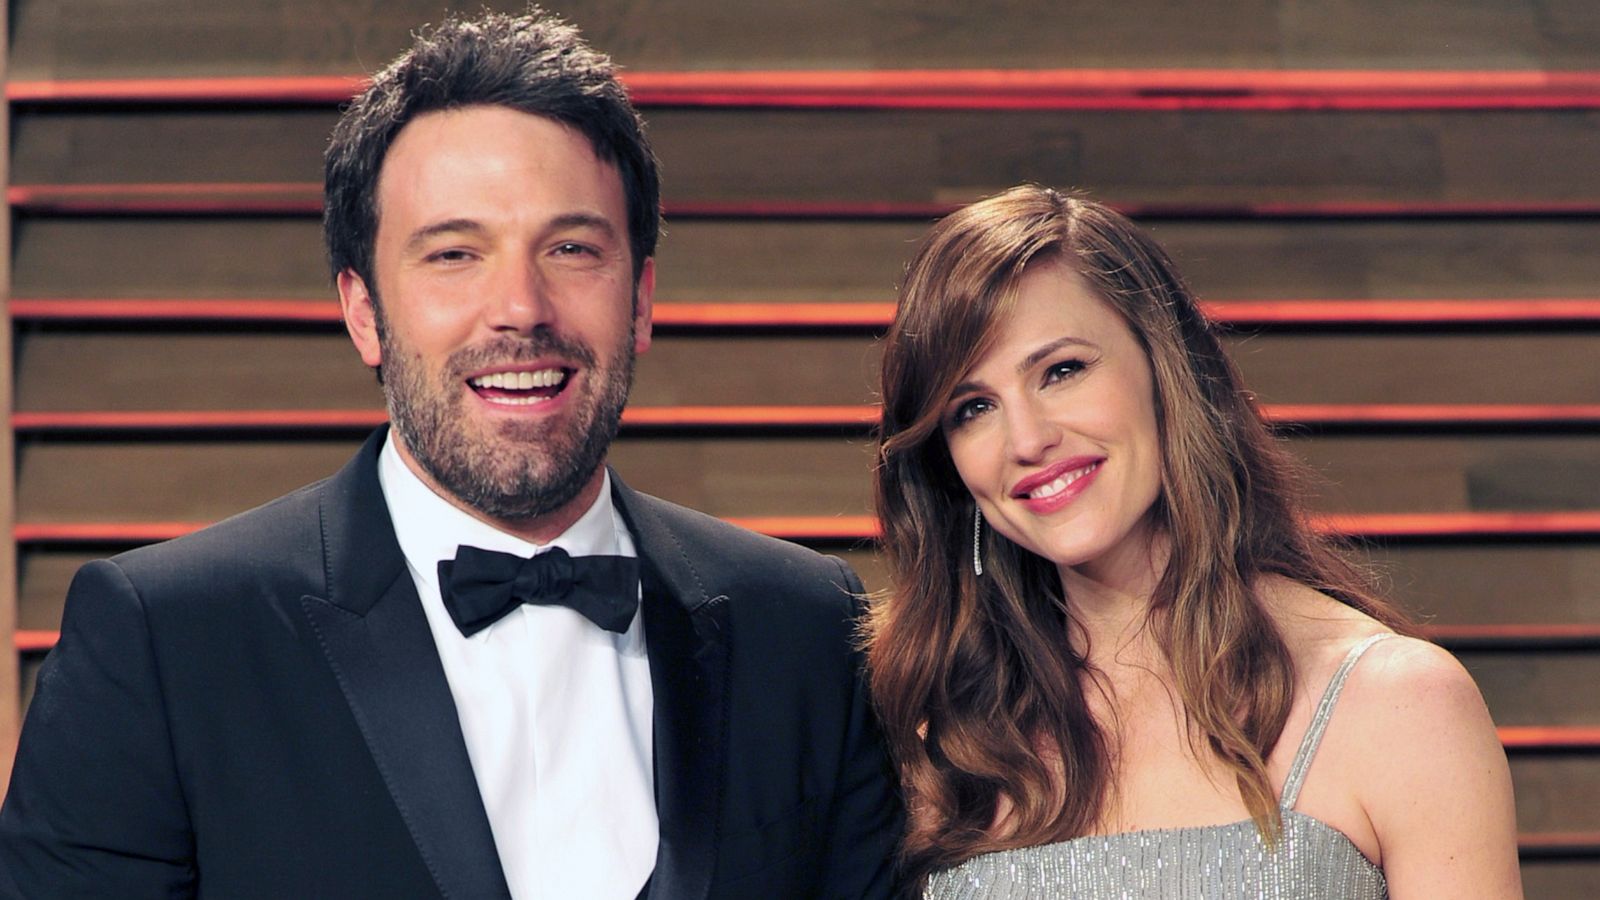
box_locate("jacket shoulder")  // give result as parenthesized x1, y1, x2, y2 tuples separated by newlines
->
(107, 476, 333, 596)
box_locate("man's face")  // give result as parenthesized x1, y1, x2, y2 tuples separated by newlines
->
(339, 105, 654, 534)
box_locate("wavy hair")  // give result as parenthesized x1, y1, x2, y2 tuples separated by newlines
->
(866, 186, 1412, 887)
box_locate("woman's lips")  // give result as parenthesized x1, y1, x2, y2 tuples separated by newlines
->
(1011, 457, 1103, 514)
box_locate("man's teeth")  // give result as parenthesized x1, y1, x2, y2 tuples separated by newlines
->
(470, 369, 565, 390)
(1029, 463, 1098, 500)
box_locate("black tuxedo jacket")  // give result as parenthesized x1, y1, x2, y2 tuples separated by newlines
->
(0, 431, 903, 898)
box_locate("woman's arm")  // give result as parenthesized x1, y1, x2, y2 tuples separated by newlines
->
(1354, 638, 1522, 899)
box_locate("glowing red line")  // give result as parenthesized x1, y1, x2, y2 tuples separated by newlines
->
(13, 184, 1600, 219)
(12, 298, 1600, 327)
(16, 511, 1600, 545)
(9, 69, 1600, 110)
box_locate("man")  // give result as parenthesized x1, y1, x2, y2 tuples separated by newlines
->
(0, 11, 902, 898)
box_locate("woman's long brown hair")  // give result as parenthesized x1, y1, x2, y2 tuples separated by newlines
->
(866, 186, 1413, 888)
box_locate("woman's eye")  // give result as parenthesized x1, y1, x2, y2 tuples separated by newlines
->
(949, 398, 993, 427)
(1044, 359, 1086, 384)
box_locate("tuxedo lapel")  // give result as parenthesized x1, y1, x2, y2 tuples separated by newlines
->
(611, 473, 729, 900)
(300, 430, 511, 900)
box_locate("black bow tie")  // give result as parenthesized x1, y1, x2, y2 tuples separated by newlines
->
(438, 545, 640, 637)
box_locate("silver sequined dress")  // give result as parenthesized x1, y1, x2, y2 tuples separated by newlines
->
(925, 634, 1392, 899)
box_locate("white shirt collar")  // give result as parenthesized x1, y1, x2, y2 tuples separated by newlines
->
(377, 433, 633, 591)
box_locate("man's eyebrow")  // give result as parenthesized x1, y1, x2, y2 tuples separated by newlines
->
(547, 212, 619, 239)
(402, 218, 486, 254)
(401, 214, 620, 255)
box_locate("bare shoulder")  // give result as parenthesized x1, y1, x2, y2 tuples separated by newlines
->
(1337, 639, 1521, 894)
(1256, 579, 1520, 893)
(1254, 575, 1392, 675)
(1253, 575, 1483, 721)
(1340, 634, 1491, 732)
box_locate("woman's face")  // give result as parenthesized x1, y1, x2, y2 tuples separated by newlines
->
(942, 260, 1163, 588)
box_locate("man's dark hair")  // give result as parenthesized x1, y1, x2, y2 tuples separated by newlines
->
(323, 8, 661, 291)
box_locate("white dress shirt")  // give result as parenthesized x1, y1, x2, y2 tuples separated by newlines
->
(378, 436, 657, 899)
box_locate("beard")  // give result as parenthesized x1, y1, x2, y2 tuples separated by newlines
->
(378, 319, 635, 522)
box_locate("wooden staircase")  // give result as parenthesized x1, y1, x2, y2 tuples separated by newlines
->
(5, 0, 1600, 892)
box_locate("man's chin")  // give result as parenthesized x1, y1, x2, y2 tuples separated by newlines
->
(427, 451, 602, 522)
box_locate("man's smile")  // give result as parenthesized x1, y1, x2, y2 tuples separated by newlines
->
(467, 366, 573, 405)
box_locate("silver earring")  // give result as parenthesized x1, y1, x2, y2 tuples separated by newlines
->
(972, 507, 985, 577)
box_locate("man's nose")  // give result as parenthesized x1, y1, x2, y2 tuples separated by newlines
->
(487, 261, 556, 333)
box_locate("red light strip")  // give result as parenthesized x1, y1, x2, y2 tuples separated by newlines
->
(12, 404, 1600, 434)
(15, 627, 1599, 653)
(15, 511, 1600, 545)
(9, 69, 1600, 110)
(10, 407, 885, 432)
(1519, 832, 1600, 857)
(13, 183, 1600, 219)
(1424, 624, 1600, 646)
(12, 298, 1600, 328)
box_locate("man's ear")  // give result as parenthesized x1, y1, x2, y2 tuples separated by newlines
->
(337, 269, 384, 368)
(632, 257, 655, 355)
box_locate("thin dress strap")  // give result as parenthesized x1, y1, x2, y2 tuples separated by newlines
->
(1280, 632, 1395, 810)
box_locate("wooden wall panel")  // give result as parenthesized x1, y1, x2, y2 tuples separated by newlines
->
(14, 432, 1600, 524)
(1513, 755, 1600, 833)
(16, 326, 1600, 410)
(17, 216, 1600, 302)
(1523, 863, 1600, 899)
(9, 0, 1600, 887)
(20, 541, 1599, 635)
(16, 106, 1600, 208)
(16, 549, 89, 631)
(1463, 651, 1600, 725)
(11, 108, 335, 184)
(11, 329, 886, 409)
(14, 439, 364, 523)
(10, 0, 1600, 78)
(10, 436, 876, 523)
(1229, 333, 1600, 404)
(14, 329, 375, 409)
(1297, 435, 1600, 513)
(1377, 544, 1600, 626)
(13, 217, 330, 298)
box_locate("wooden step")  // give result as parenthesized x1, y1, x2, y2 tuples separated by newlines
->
(14, 433, 1600, 522)
(15, 106, 1600, 209)
(15, 217, 1600, 302)
(22, 539, 1597, 629)
(10, 0, 1600, 76)
(15, 324, 1600, 407)
(1458, 650, 1600, 725)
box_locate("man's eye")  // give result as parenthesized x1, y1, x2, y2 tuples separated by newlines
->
(554, 242, 597, 256)
(428, 248, 476, 263)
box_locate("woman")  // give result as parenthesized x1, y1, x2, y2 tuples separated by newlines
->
(867, 186, 1521, 898)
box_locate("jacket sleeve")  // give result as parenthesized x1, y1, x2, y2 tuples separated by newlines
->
(815, 557, 906, 899)
(0, 560, 197, 899)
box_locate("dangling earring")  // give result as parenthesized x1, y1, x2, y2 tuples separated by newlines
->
(972, 506, 985, 577)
